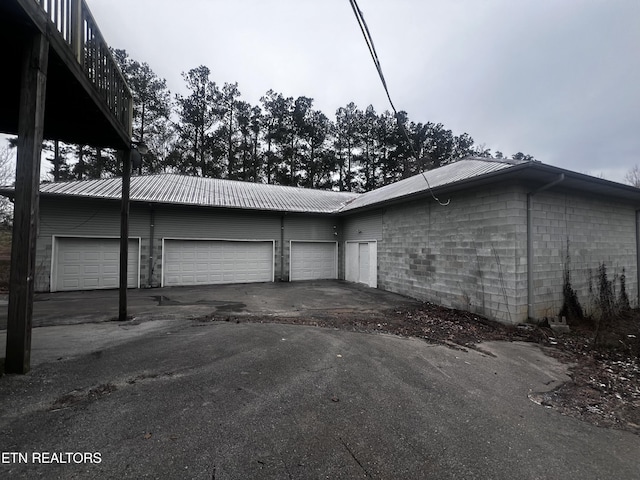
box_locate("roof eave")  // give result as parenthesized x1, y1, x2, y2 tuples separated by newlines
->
(338, 162, 640, 214)
(23, 190, 343, 215)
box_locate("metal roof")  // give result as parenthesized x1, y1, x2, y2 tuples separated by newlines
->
(6, 158, 636, 215)
(37, 174, 360, 214)
(339, 158, 518, 212)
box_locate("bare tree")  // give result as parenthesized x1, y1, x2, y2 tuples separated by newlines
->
(624, 164, 640, 188)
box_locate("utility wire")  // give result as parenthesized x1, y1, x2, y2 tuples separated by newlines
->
(348, 0, 396, 114)
(347, 0, 449, 206)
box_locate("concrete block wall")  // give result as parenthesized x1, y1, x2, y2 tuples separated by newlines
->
(531, 190, 638, 319)
(378, 186, 527, 324)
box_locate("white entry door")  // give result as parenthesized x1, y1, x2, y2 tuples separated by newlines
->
(359, 242, 371, 285)
(162, 239, 274, 287)
(345, 241, 377, 288)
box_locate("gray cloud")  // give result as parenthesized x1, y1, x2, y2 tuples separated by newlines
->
(87, 0, 640, 182)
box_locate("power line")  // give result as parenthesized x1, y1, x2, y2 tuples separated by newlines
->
(347, 0, 450, 206)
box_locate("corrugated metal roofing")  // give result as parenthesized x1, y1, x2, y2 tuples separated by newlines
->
(339, 158, 519, 212)
(38, 174, 360, 214)
(30, 158, 524, 214)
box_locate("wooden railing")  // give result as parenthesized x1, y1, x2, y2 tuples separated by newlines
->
(34, 0, 133, 138)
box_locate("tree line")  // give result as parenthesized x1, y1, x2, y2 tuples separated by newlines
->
(41, 49, 535, 192)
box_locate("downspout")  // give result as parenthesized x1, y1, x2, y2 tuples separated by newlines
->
(527, 173, 564, 321)
(280, 214, 285, 281)
(148, 204, 155, 287)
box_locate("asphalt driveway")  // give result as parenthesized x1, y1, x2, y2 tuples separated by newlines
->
(1, 320, 638, 479)
(0, 280, 422, 329)
(1, 282, 639, 478)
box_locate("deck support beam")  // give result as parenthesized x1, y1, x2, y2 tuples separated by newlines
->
(5, 32, 49, 374)
(119, 149, 132, 322)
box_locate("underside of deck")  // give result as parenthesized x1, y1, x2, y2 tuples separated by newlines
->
(0, 0, 130, 149)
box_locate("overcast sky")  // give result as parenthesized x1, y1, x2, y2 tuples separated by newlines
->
(14, 0, 640, 183)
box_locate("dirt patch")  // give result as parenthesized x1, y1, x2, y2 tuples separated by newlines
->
(237, 303, 640, 435)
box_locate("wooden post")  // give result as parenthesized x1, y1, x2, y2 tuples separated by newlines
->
(53, 140, 60, 182)
(70, 0, 83, 64)
(118, 149, 131, 321)
(119, 92, 134, 322)
(5, 33, 49, 374)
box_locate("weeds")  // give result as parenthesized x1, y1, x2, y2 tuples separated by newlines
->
(473, 241, 486, 314)
(591, 262, 632, 348)
(597, 263, 615, 319)
(557, 240, 633, 351)
(619, 267, 630, 310)
(587, 263, 631, 320)
(491, 244, 512, 324)
(559, 242, 583, 323)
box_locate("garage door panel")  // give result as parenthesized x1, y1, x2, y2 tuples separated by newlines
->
(84, 266, 99, 276)
(84, 279, 99, 288)
(62, 279, 79, 289)
(54, 238, 139, 292)
(163, 240, 273, 287)
(290, 242, 337, 281)
(166, 252, 180, 262)
(102, 265, 117, 274)
(166, 263, 181, 273)
(63, 265, 80, 275)
(62, 252, 80, 262)
(210, 273, 223, 283)
(83, 252, 99, 262)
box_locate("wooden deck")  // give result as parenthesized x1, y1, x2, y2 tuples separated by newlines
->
(0, 0, 132, 148)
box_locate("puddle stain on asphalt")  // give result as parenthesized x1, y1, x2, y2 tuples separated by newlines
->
(151, 296, 246, 312)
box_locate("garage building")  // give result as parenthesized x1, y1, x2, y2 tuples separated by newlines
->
(5, 157, 640, 324)
(32, 176, 354, 292)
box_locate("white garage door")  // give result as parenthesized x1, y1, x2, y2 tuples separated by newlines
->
(290, 241, 337, 281)
(162, 239, 274, 287)
(53, 237, 139, 292)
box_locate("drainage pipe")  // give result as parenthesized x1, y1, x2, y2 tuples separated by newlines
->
(280, 214, 285, 281)
(527, 173, 565, 320)
(148, 204, 155, 287)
